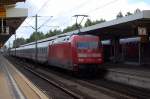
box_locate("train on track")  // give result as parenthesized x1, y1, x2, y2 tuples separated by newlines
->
(10, 33, 103, 75)
(9, 30, 150, 75)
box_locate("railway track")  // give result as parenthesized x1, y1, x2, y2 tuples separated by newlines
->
(7, 56, 150, 99)
(24, 66, 83, 99)
(35, 67, 150, 99)
(8, 58, 84, 99)
(18, 64, 114, 99)
(82, 79, 150, 99)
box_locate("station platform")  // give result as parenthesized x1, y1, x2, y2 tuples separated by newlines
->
(105, 65, 150, 90)
(108, 67, 150, 78)
(0, 54, 48, 99)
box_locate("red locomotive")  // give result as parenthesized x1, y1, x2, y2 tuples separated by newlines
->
(10, 34, 103, 75)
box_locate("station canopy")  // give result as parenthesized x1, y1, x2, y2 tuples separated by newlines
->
(68, 10, 150, 40)
(0, 0, 25, 5)
(0, 0, 27, 47)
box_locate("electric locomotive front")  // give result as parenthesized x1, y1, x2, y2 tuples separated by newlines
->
(71, 35, 103, 73)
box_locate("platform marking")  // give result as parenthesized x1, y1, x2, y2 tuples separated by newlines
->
(4, 64, 26, 99)
(4, 56, 49, 99)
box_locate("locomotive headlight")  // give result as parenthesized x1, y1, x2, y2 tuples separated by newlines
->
(78, 58, 84, 62)
(78, 53, 87, 58)
(91, 53, 101, 57)
(78, 53, 102, 58)
(93, 53, 101, 57)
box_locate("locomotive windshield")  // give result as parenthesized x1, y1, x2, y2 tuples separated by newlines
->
(77, 42, 99, 49)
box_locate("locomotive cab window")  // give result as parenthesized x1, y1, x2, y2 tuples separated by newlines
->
(77, 42, 99, 49)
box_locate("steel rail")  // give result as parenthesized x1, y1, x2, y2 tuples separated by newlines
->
(23, 66, 83, 99)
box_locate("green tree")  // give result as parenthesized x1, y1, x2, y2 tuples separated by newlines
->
(13, 38, 26, 48)
(63, 24, 82, 33)
(93, 19, 106, 24)
(84, 18, 93, 27)
(84, 18, 106, 27)
(45, 29, 62, 38)
(116, 11, 123, 19)
(125, 12, 132, 16)
(134, 8, 141, 14)
(26, 32, 45, 43)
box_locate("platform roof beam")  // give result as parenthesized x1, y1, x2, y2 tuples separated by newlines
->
(0, 0, 25, 5)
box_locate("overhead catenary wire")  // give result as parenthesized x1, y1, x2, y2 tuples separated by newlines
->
(36, 0, 52, 15)
(63, 0, 119, 29)
(85, 0, 119, 15)
(37, 16, 53, 30)
(23, 0, 52, 28)
(52, 0, 119, 30)
(22, 0, 119, 32)
(23, 0, 97, 30)
(44, 0, 92, 27)
(55, 0, 92, 18)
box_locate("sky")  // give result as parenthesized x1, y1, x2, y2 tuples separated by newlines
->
(6, 0, 150, 46)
